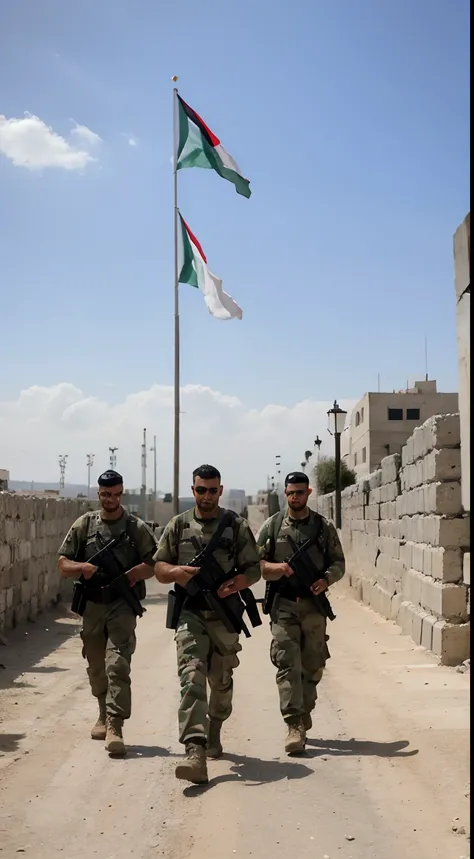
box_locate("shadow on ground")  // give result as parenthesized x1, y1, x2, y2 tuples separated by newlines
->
(183, 751, 313, 795)
(0, 733, 26, 754)
(305, 737, 418, 758)
(0, 604, 79, 689)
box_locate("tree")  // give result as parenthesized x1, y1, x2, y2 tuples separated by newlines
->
(313, 456, 357, 495)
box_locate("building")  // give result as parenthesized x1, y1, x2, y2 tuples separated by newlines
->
(344, 380, 459, 477)
(222, 488, 247, 515)
(0, 469, 9, 491)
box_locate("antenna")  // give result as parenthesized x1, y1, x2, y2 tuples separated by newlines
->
(424, 335, 429, 381)
(86, 453, 94, 498)
(58, 454, 68, 491)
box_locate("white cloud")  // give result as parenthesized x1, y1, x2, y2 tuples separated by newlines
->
(70, 120, 102, 147)
(0, 112, 99, 171)
(0, 383, 356, 495)
(121, 132, 138, 147)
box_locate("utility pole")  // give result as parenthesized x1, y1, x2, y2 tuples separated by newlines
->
(140, 428, 147, 519)
(86, 453, 94, 498)
(58, 455, 68, 492)
(150, 435, 157, 518)
(109, 447, 118, 470)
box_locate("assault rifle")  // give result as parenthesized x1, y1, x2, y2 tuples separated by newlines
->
(285, 534, 336, 621)
(71, 531, 146, 618)
(166, 517, 262, 638)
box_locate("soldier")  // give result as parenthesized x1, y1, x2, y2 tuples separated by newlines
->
(257, 471, 345, 755)
(58, 470, 156, 756)
(154, 464, 261, 785)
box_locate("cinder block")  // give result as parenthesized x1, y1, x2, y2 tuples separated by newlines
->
(413, 426, 427, 461)
(400, 541, 413, 569)
(423, 481, 462, 516)
(421, 577, 468, 620)
(400, 600, 416, 637)
(463, 552, 470, 586)
(421, 613, 437, 651)
(429, 547, 463, 583)
(391, 593, 402, 620)
(432, 620, 470, 666)
(412, 608, 429, 645)
(403, 568, 424, 606)
(365, 520, 380, 536)
(368, 470, 382, 490)
(381, 454, 401, 485)
(411, 542, 426, 573)
(423, 448, 462, 484)
(423, 414, 460, 451)
(418, 515, 470, 548)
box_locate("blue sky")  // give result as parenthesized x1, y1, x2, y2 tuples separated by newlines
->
(0, 0, 470, 489)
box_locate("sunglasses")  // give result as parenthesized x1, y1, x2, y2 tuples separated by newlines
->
(286, 489, 307, 497)
(194, 486, 219, 496)
(99, 489, 123, 498)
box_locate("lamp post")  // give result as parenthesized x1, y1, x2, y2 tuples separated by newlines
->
(327, 400, 347, 529)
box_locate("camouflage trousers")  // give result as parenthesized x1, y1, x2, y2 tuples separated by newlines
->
(270, 597, 329, 724)
(175, 607, 242, 746)
(81, 599, 137, 721)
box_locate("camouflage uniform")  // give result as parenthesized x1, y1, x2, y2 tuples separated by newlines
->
(58, 510, 156, 721)
(257, 510, 345, 724)
(154, 508, 260, 745)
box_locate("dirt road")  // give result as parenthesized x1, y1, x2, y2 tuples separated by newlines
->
(0, 580, 470, 859)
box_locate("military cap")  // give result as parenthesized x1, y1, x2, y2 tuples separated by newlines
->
(285, 471, 309, 487)
(98, 470, 123, 487)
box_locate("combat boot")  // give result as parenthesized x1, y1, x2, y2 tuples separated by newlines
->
(207, 718, 223, 759)
(175, 742, 209, 784)
(303, 713, 312, 732)
(285, 722, 306, 755)
(105, 716, 126, 756)
(90, 696, 107, 741)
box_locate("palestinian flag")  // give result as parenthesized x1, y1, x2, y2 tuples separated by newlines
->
(178, 214, 243, 320)
(175, 94, 251, 199)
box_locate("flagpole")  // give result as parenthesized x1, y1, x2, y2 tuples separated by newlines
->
(172, 82, 180, 517)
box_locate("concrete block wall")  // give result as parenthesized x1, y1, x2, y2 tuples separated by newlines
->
(312, 414, 470, 666)
(0, 493, 96, 633)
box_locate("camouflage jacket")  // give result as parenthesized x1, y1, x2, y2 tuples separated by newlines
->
(256, 509, 345, 590)
(58, 509, 157, 583)
(154, 507, 261, 587)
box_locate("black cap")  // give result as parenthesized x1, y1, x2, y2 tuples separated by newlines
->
(285, 471, 309, 487)
(98, 470, 123, 487)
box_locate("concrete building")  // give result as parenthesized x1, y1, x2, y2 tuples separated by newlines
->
(344, 380, 459, 477)
(222, 488, 247, 515)
(0, 469, 9, 491)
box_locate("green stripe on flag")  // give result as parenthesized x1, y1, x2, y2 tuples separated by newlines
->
(178, 215, 199, 288)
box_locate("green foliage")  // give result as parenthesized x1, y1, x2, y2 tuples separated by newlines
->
(313, 456, 357, 495)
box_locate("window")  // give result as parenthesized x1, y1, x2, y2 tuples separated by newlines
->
(406, 408, 420, 420)
(361, 407, 364, 423)
(354, 451, 358, 465)
(388, 408, 403, 421)
(355, 411, 360, 427)
(362, 447, 367, 463)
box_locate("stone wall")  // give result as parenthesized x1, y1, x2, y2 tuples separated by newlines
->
(311, 414, 470, 665)
(0, 493, 96, 633)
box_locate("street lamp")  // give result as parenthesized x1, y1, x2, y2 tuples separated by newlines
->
(314, 435, 322, 455)
(327, 400, 347, 529)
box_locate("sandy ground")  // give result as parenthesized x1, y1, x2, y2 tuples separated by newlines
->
(0, 579, 470, 859)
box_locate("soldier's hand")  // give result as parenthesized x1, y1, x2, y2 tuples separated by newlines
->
(310, 578, 328, 596)
(217, 574, 248, 598)
(173, 565, 198, 587)
(81, 563, 98, 580)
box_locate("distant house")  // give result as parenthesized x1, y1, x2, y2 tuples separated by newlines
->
(343, 379, 458, 476)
